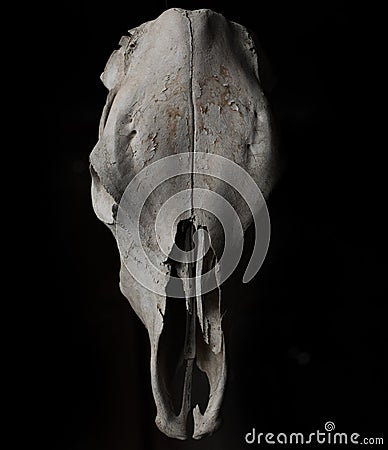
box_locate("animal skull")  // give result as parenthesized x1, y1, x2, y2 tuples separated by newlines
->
(90, 8, 278, 440)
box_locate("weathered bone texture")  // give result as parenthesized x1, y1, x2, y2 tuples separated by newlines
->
(90, 8, 279, 440)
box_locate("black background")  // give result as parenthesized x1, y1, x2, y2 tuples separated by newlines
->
(32, 1, 385, 449)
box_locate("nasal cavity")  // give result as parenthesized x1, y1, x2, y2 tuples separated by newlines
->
(158, 292, 187, 415)
(157, 296, 211, 417)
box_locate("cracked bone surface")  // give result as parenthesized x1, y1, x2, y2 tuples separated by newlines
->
(90, 8, 278, 440)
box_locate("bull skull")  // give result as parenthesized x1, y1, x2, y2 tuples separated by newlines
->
(90, 8, 279, 440)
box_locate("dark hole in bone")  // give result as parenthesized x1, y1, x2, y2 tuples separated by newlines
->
(173, 219, 195, 253)
(158, 300, 211, 418)
(158, 287, 187, 416)
(159, 219, 212, 420)
(159, 219, 195, 415)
